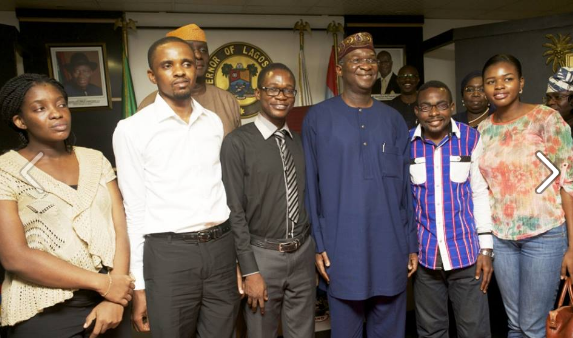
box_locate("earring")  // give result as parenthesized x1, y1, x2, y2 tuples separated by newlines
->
(18, 132, 28, 146)
(461, 100, 465, 107)
(519, 89, 523, 94)
(65, 131, 77, 151)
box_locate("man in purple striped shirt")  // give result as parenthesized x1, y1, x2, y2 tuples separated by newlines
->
(409, 80, 493, 338)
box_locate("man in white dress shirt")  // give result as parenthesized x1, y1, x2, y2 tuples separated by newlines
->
(113, 36, 239, 337)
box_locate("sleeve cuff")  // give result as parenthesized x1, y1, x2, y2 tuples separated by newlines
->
(311, 230, 325, 253)
(132, 269, 145, 290)
(408, 231, 418, 254)
(242, 271, 260, 277)
(238, 251, 259, 276)
(478, 234, 493, 250)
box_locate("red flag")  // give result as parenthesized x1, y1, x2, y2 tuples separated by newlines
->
(325, 46, 338, 98)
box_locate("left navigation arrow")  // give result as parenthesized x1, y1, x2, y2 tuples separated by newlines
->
(19, 152, 45, 195)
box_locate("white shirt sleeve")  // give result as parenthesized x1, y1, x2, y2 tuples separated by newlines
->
(113, 121, 147, 290)
(470, 138, 493, 250)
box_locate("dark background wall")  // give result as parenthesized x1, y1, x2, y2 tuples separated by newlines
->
(14, 9, 124, 165)
(0, 24, 21, 153)
(345, 15, 425, 84)
(454, 12, 573, 109)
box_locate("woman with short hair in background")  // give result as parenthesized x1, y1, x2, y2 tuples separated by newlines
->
(454, 70, 493, 128)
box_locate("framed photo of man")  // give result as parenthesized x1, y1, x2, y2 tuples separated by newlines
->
(47, 44, 111, 109)
(372, 47, 405, 101)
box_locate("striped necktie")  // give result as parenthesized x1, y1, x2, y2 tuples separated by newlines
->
(274, 130, 299, 224)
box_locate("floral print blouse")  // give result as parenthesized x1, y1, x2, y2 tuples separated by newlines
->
(478, 105, 573, 240)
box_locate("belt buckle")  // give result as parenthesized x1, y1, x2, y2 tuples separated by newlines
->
(196, 231, 211, 243)
(278, 239, 299, 253)
(212, 227, 222, 239)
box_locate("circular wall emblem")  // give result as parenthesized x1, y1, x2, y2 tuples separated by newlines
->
(206, 42, 272, 119)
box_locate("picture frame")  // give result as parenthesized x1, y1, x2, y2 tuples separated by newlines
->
(47, 43, 111, 110)
(372, 46, 406, 101)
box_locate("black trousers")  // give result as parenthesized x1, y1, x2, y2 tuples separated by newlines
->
(7, 289, 131, 338)
(143, 227, 240, 338)
(414, 260, 491, 338)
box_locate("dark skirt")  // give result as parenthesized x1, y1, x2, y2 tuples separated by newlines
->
(7, 288, 131, 338)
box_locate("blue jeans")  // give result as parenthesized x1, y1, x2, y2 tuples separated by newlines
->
(493, 223, 567, 338)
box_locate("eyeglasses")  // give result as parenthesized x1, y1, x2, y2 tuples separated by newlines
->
(343, 58, 379, 66)
(544, 94, 572, 104)
(464, 86, 485, 94)
(417, 102, 451, 113)
(260, 87, 297, 98)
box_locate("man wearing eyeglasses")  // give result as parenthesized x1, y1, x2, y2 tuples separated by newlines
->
(545, 67, 573, 127)
(221, 63, 316, 338)
(410, 80, 493, 338)
(303, 32, 418, 337)
(387, 65, 421, 129)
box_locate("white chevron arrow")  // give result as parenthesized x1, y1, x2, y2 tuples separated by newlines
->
(536, 151, 560, 194)
(19, 152, 45, 195)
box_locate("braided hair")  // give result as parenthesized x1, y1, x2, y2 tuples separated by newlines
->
(0, 74, 72, 151)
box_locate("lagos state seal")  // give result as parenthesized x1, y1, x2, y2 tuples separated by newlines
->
(206, 42, 272, 119)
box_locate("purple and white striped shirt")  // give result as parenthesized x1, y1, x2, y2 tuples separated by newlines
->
(409, 120, 493, 271)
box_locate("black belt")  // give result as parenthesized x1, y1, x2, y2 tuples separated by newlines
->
(250, 226, 310, 253)
(147, 221, 230, 243)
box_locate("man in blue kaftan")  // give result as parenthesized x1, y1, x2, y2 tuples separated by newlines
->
(302, 32, 418, 338)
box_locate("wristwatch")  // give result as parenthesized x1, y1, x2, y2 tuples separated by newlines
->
(479, 249, 495, 259)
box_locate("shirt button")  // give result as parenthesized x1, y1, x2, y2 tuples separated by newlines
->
(361, 125, 365, 129)
(363, 142, 367, 146)
(358, 108, 362, 112)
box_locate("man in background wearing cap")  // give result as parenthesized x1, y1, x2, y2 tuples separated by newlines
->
(64, 52, 103, 97)
(546, 67, 573, 127)
(302, 32, 418, 337)
(138, 23, 241, 136)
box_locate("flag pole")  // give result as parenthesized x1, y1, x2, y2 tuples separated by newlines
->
(294, 19, 312, 106)
(114, 15, 137, 118)
(327, 21, 344, 94)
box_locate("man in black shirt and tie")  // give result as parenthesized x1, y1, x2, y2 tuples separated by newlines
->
(221, 63, 315, 338)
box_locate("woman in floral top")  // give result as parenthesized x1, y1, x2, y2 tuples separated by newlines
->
(478, 54, 573, 337)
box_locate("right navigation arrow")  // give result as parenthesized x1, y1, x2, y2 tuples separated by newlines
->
(536, 151, 560, 194)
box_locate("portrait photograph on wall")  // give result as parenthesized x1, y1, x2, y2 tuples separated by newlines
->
(47, 44, 111, 109)
(372, 47, 405, 101)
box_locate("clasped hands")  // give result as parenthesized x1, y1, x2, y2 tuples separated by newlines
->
(84, 273, 135, 337)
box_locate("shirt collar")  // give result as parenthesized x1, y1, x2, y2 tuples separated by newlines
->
(152, 94, 204, 124)
(411, 118, 461, 142)
(254, 114, 292, 140)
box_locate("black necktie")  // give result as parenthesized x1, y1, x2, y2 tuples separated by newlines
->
(274, 130, 299, 224)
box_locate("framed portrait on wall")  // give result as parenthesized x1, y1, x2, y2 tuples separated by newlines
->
(372, 46, 405, 101)
(47, 44, 111, 109)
